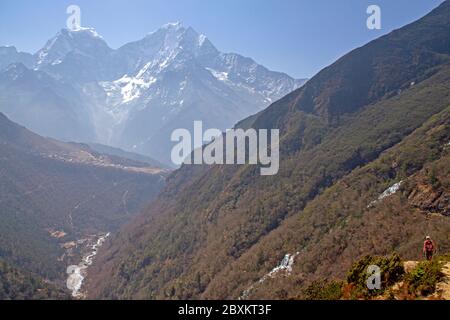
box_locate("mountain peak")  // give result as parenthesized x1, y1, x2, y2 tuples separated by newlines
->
(144, 21, 185, 38)
(131, 22, 216, 64)
(161, 21, 183, 30)
(59, 26, 104, 39)
(35, 27, 111, 68)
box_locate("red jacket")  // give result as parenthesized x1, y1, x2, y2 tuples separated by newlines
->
(423, 239, 435, 253)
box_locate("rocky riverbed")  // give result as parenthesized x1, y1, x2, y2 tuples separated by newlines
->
(66, 232, 110, 298)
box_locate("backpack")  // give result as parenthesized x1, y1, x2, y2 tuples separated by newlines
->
(425, 240, 434, 252)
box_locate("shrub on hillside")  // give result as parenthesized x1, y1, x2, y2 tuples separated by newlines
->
(303, 280, 344, 300)
(347, 253, 405, 297)
(404, 260, 443, 296)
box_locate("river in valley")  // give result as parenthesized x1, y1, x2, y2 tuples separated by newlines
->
(66, 232, 110, 298)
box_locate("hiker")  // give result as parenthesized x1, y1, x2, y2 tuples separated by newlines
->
(423, 236, 436, 261)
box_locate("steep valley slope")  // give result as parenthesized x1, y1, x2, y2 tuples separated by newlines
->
(0, 113, 167, 298)
(85, 1, 450, 300)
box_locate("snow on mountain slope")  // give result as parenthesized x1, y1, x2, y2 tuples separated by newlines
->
(0, 23, 306, 166)
(36, 28, 110, 66)
(34, 28, 116, 82)
(93, 22, 306, 163)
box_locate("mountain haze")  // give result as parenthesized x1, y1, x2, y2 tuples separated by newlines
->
(0, 23, 306, 165)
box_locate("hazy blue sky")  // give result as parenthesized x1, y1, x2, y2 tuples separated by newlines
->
(0, 0, 445, 78)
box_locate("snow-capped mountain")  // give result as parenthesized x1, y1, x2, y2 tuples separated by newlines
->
(93, 22, 306, 163)
(35, 27, 116, 82)
(0, 23, 306, 165)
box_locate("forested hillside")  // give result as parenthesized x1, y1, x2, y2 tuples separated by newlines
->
(0, 260, 70, 300)
(0, 113, 167, 298)
(86, 1, 450, 299)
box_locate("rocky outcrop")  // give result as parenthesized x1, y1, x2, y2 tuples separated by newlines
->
(408, 182, 450, 216)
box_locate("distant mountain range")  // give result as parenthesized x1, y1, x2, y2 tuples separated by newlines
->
(0, 23, 306, 165)
(85, 1, 450, 300)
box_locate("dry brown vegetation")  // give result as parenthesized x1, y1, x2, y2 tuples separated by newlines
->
(87, 2, 450, 300)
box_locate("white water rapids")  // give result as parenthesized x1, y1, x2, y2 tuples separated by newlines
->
(66, 233, 110, 298)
